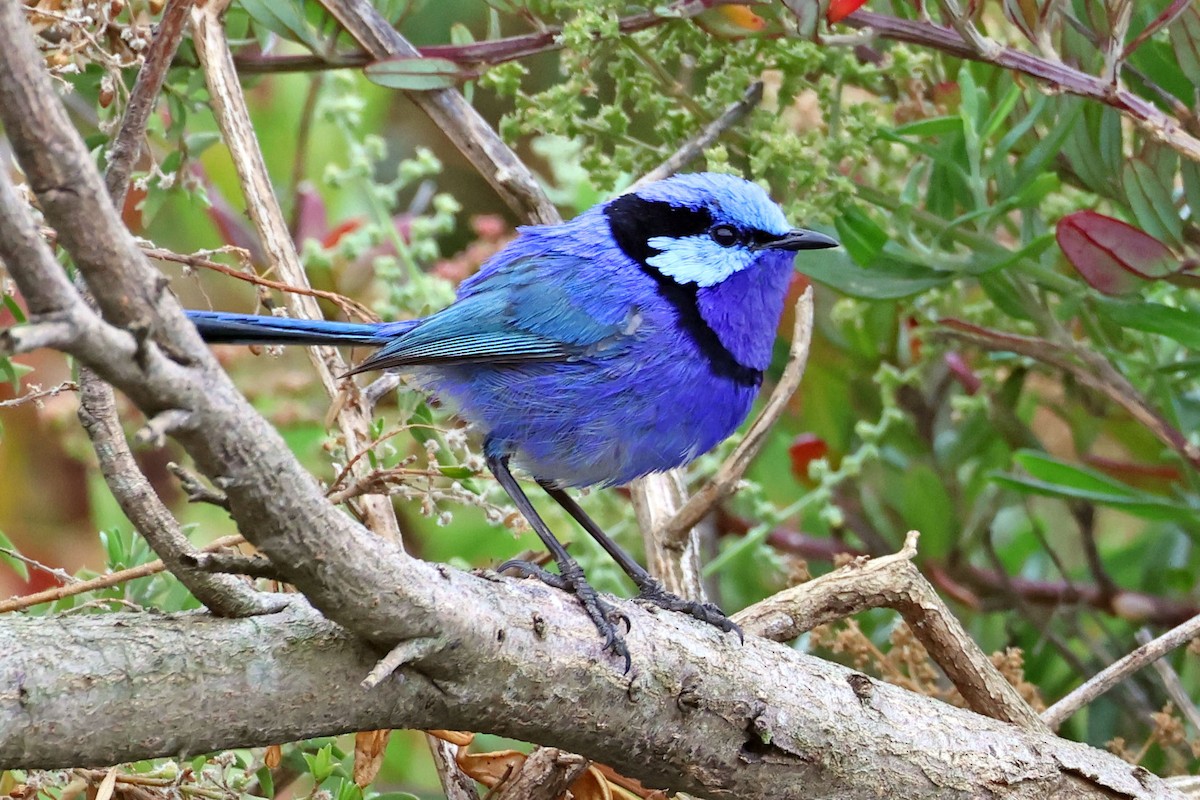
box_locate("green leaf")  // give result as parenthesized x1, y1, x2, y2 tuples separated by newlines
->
(978, 272, 1033, 320)
(303, 744, 337, 783)
(407, 402, 436, 446)
(1181, 157, 1200, 221)
(254, 766, 274, 798)
(438, 466, 475, 479)
(797, 247, 952, 300)
(1011, 172, 1060, 208)
(365, 58, 472, 91)
(1122, 159, 1184, 247)
(892, 116, 962, 138)
(991, 94, 1049, 179)
(833, 206, 888, 265)
(992, 451, 1194, 521)
(1171, 5, 1200, 85)
(0, 358, 32, 392)
(185, 131, 222, 157)
(1094, 298, 1200, 349)
(239, 0, 324, 51)
(980, 82, 1022, 142)
(897, 465, 954, 557)
(1010, 102, 1082, 197)
(0, 529, 29, 582)
(3, 294, 27, 324)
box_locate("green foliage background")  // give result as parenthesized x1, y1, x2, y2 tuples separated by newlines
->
(5, 0, 1200, 795)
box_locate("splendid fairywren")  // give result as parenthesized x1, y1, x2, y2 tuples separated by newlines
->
(188, 172, 839, 667)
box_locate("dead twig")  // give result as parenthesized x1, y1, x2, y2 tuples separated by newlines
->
(1136, 627, 1200, 735)
(75, 0, 281, 618)
(144, 244, 378, 322)
(634, 80, 764, 188)
(490, 747, 588, 800)
(0, 380, 77, 408)
(190, 0, 402, 544)
(1043, 612, 1200, 730)
(0, 534, 249, 614)
(735, 531, 1047, 731)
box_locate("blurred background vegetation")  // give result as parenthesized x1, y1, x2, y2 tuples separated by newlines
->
(5, 0, 1200, 796)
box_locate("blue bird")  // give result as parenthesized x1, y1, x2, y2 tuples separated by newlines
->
(188, 172, 838, 666)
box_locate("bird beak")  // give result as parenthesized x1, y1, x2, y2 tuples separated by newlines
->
(758, 228, 840, 252)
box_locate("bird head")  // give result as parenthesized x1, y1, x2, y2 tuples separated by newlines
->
(603, 172, 837, 287)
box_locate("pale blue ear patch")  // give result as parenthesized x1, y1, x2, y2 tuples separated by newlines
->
(645, 234, 758, 287)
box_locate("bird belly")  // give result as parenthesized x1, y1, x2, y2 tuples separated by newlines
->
(418, 343, 758, 488)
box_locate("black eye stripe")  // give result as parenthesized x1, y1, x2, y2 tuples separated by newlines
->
(603, 193, 763, 389)
(604, 194, 714, 265)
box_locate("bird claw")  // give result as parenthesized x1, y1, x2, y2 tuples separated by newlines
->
(498, 559, 570, 590)
(571, 574, 631, 672)
(501, 559, 631, 670)
(636, 582, 744, 644)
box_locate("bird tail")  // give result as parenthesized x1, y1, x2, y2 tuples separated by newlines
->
(186, 310, 414, 346)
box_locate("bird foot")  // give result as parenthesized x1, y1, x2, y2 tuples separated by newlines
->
(636, 581, 744, 643)
(498, 559, 570, 590)
(501, 559, 632, 671)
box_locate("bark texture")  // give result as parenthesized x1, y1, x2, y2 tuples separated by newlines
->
(0, 600, 1180, 799)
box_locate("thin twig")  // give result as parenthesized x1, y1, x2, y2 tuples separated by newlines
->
(656, 288, 814, 548)
(183, 550, 284, 581)
(938, 320, 1200, 470)
(317, 0, 560, 224)
(1135, 627, 1200, 734)
(360, 636, 444, 689)
(68, 0, 281, 619)
(143, 244, 378, 322)
(634, 80, 764, 188)
(730, 512, 1200, 626)
(225, 0, 715, 75)
(425, 734, 482, 800)
(1042, 612, 1200, 729)
(0, 546, 79, 584)
(190, 0, 402, 543)
(0, 534, 248, 614)
(936, 0, 1003, 59)
(103, 0, 191, 208)
(167, 462, 230, 508)
(839, 9, 1200, 163)
(0, 379, 77, 408)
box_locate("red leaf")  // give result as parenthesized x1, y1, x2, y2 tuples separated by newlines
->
(292, 183, 329, 247)
(944, 352, 980, 395)
(321, 218, 365, 249)
(828, 0, 868, 23)
(1056, 211, 1177, 296)
(789, 434, 829, 481)
(905, 316, 923, 362)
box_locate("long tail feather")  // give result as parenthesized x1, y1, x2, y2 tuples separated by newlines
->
(187, 310, 413, 346)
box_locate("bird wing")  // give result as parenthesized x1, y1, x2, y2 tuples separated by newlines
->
(348, 254, 636, 375)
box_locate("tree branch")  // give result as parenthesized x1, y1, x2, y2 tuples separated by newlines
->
(839, 9, 1200, 163)
(0, 598, 1180, 800)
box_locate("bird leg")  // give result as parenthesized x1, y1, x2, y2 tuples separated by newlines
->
(487, 452, 631, 670)
(538, 482, 743, 643)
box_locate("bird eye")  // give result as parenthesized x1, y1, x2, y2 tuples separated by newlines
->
(710, 224, 739, 247)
